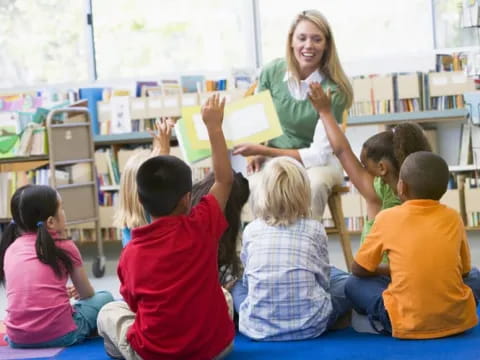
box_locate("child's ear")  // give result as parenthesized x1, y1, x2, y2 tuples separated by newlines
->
(397, 179, 408, 201)
(46, 216, 56, 230)
(377, 160, 389, 176)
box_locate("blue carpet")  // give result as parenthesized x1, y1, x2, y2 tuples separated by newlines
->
(39, 323, 480, 360)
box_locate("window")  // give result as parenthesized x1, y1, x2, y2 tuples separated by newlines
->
(92, 0, 253, 80)
(0, 0, 89, 88)
(433, 0, 480, 49)
(258, 0, 433, 72)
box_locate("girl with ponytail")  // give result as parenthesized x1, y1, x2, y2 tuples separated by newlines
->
(0, 185, 113, 348)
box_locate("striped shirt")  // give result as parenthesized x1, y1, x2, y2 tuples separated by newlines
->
(238, 218, 332, 340)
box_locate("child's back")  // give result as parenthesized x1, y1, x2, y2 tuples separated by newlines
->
(347, 152, 478, 339)
(119, 191, 233, 358)
(235, 157, 351, 340)
(240, 217, 332, 340)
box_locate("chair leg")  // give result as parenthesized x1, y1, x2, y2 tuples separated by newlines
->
(328, 193, 354, 272)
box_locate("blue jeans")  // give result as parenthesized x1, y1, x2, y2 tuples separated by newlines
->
(232, 266, 352, 329)
(344, 266, 480, 335)
(7, 291, 114, 348)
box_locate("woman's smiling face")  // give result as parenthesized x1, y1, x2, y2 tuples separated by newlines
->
(291, 19, 326, 78)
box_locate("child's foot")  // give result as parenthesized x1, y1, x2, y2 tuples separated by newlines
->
(351, 310, 382, 334)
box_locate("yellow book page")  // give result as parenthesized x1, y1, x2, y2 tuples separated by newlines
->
(181, 90, 282, 150)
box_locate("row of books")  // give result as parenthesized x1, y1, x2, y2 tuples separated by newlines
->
(349, 70, 476, 116)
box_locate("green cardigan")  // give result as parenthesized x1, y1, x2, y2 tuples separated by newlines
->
(258, 58, 347, 149)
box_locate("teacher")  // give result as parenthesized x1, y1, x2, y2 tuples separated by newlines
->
(233, 9, 353, 218)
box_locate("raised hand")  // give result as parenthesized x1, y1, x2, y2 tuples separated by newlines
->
(150, 117, 173, 156)
(308, 82, 332, 115)
(201, 93, 226, 131)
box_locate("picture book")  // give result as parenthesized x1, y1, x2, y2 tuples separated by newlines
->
(180, 90, 282, 150)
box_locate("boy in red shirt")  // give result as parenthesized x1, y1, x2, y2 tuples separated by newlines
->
(97, 94, 234, 360)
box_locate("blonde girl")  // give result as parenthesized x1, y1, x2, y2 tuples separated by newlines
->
(114, 118, 173, 246)
(232, 157, 351, 341)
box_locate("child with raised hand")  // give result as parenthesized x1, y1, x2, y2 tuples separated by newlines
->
(345, 152, 480, 338)
(0, 185, 113, 348)
(191, 170, 250, 289)
(308, 82, 432, 266)
(232, 157, 351, 341)
(97, 94, 235, 360)
(114, 117, 174, 247)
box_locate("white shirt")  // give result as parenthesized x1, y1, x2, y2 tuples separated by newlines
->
(283, 70, 338, 169)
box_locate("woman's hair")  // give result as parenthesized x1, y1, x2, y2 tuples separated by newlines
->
(0, 185, 73, 284)
(114, 150, 151, 229)
(252, 157, 311, 226)
(286, 9, 353, 108)
(191, 171, 250, 284)
(362, 122, 432, 177)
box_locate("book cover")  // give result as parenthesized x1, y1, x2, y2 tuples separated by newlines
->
(181, 90, 283, 150)
(175, 118, 211, 165)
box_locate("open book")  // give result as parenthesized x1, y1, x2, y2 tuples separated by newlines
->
(178, 91, 282, 162)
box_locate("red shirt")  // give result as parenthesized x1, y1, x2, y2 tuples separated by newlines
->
(118, 195, 234, 360)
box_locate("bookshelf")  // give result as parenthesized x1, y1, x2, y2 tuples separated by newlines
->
(0, 106, 107, 278)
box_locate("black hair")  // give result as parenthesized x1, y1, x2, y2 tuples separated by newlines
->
(191, 171, 250, 284)
(399, 151, 449, 200)
(137, 155, 192, 217)
(0, 185, 73, 284)
(362, 122, 432, 177)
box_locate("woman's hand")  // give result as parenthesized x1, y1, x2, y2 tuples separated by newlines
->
(233, 143, 268, 157)
(150, 117, 174, 156)
(308, 82, 332, 116)
(247, 155, 267, 174)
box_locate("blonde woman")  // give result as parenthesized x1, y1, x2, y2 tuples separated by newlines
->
(114, 118, 173, 246)
(232, 157, 351, 341)
(233, 9, 353, 219)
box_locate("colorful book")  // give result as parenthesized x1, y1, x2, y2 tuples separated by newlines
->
(175, 118, 211, 165)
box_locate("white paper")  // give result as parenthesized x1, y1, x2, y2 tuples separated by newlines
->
(164, 97, 179, 108)
(149, 99, 162, 108)
(110, 96, 132, 133)
(224, 104, 269, 140)
(193, 113, 209, 141)
(131, 100, 145, 110)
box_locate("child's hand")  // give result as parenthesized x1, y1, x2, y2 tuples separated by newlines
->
(201, 94, 226, 131)
(247, 155, 266, 174)
(149, 117, 173, 156)
(308, 82, 332, 115)
(67, 285, 80, 300)
(233, 143, 267, 157)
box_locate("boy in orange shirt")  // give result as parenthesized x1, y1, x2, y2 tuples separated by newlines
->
(345, 151, 479, 339)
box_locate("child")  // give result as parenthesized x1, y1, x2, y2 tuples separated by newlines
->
(345, 151, 479, 339)
(97, 94, 235, 360)
(114, 117, 173, 247)
(0, 185, 113, 348)
(308, 83, 432, 256)
(191, 171, 250, 289)
(232, 157, 351, 341)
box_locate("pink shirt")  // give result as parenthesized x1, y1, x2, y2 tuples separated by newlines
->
(4, 233, 83, 344)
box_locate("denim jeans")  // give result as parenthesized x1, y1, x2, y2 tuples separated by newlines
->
(7, 291, 114, 348)
(232, 266, 352, 329)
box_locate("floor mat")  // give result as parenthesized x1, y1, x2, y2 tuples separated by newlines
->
(2, 316, 480, 359)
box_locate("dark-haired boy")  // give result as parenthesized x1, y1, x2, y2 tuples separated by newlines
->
(97, 95, 235, 360)
(345, 151, 479, 339)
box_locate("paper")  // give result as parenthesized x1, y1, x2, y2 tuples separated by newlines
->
(110, 96, 132, 134)
(181, 90, 282, 149)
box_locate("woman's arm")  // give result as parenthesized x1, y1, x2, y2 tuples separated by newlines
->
(308, 83, 380, 207)
(70, 266, 95, 299)
(233, 143, 302, 163)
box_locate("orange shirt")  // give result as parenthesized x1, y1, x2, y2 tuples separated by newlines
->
(356, 199, 478, 339)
